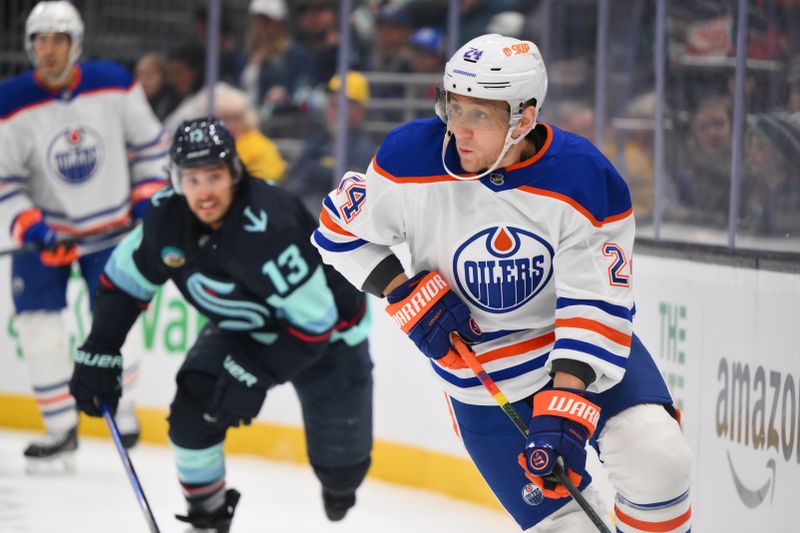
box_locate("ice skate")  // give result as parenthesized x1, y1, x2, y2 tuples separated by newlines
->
(322, 489, 356, 521)
(176, 488, 240, 533)
(24, 426, 78, 474)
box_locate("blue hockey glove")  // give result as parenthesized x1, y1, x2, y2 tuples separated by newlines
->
(12, 208, 57, 247)
(385, 270, 482, 369)
(519, 388, 601, 498)
(205, 354, 275, 429)
(69, 344, 123, 417)
(12, 208, 79, 266)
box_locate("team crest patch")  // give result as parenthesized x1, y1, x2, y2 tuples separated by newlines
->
(47, 126, 104, 184)
(161, 246, 186, 268)
(522, 483, 544, 506)
(453, 226, 554, 313)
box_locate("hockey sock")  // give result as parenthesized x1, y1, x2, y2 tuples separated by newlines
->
(171, 440, 227, 514)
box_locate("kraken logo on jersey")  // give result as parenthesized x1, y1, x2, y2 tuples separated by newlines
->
(186, 273, 272, 331)
(47, 126, 104, 184)
(453, 226, 554, 313)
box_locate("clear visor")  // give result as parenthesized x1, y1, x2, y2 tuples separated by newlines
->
(434, 87, 511, 131)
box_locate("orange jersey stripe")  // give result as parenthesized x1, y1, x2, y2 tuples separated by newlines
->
(443, 392, 461, 440)
(476, 332, 555, 365)
(131, 181, 165, 204)
(615, 505, 692, 532)
(372, 157, 467, 183)
(505, 123, 554, 171)
(319, 208, 355, 237)
(555, 317, 631, 347)
(518, 185, 633, 228)
(49, 212, 130, 236)
(36, 391, 73, 406)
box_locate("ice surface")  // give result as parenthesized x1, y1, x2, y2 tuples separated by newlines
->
(0, 429, 512, 533)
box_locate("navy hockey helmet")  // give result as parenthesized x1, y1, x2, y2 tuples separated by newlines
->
(169, 117, 243, 193)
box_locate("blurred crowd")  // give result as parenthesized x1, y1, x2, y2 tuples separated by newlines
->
(3, 0, 799, 241)
(120, 0, 535, 215)
(536, 0, 800, 241)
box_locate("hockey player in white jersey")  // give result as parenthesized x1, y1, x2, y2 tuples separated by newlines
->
(0, 1, 168, 470)
(313, 34, 693, 532)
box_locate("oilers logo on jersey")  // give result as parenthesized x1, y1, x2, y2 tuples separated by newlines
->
(453, 225, 554, 313)
(521, 483, 544, 506)
(47, 126, 104, 184)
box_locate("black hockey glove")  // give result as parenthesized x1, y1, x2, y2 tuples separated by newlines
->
(69, 342, 123, 417)
(204, 354, 275, 429)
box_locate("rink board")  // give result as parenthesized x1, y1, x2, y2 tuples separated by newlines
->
(0, 252, 797, 529)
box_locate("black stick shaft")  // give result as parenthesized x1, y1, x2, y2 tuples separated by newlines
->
(101, 403, 161, 533)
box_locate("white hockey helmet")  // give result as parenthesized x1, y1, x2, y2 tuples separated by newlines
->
(25, 1, 84, 76)
(436, 34, 548, 180)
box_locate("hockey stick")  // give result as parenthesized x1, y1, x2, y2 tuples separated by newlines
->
(100, 402, 161, 533)
(0, 222, 134, 258)
(450, 335, 612, 533)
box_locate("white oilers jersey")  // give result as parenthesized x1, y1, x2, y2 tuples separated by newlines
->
(0, 61, 168, 247)
(313, 118, 637, 405)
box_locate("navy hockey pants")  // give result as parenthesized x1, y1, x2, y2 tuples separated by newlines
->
(12, 246, 114, 312)
(168, 323, 374, 494)
(449, 334, 674, 530)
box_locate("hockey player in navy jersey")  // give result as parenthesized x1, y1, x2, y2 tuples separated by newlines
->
(69, 118, 374, 532)
(0, 1, 169, 469)
(313, 34, 692, 532)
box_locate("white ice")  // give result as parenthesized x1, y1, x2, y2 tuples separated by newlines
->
(0, 429, 513, 533)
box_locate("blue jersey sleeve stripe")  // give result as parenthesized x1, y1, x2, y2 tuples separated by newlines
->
(553, 338, 628, 368)
(430, 352, 549, 387)
(322, 195, 340, 219)
(42, 196, 130, 224)
(0, 190, 23, 203)
(556, 297, 632, 321)
(129, 149, 169, 166)
(126, 129, 166, 151)
(312, 229, 368, 252)
(32, 380, 70, 393)
(0, 176, 25, 184)
(133, 177, 168, 187)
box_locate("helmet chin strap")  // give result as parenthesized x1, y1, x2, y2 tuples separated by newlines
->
(441, 119, 537, 182)
(34, 47, 80, 87)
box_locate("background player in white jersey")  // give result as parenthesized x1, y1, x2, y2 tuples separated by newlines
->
(0, 1, 168, 469)
(313, 34, 693, 532)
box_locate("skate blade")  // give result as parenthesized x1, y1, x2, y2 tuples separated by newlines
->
(25, 451, 76, 475)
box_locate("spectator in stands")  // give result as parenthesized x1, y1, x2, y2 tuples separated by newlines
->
(295, 0, 361, 90)
(741, 112, 800, 235)
(408, 27, 446, 117)
(193, 5, 241, 86)
(283, 71, 376, 215)
(240, 0, 309, 116)
(671, 94, 733, 228)
(163, 44, 206, 134)
(409, 27, 445, 75)
(135, 53, 180, 122)
(367, 3, 413, 73)
(212, 84, 287, 182)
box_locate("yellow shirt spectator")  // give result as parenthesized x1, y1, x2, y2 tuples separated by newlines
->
(208, 83, 287, 182)
(235, 129, 286, 182)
